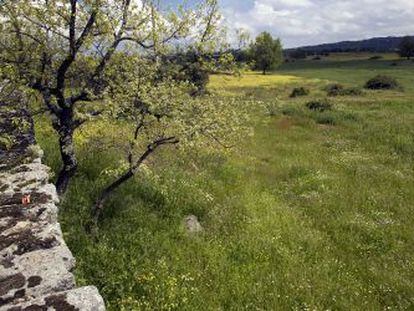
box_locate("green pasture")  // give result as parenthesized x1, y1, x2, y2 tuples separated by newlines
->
(36, 54, 414, 310)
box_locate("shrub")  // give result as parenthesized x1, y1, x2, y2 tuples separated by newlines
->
(290, 87, 310, 98)
(306, 99, 332, 112)
(369, 55, 383, 60)
(325, 83, 345, 96)
(364, 75, 400, 90)
(325, 84, 363, 96)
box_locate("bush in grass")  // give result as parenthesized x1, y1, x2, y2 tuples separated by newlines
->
(369, 55, 383, 60)
(325, 83, 345, 96)
(325, 84, 363, 96)
(364, 75, 400, 90)
(290, 87, 310, 98)
(306, 99, 332, 112)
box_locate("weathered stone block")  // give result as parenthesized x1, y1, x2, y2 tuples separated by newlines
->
(0, 101, 105, 310)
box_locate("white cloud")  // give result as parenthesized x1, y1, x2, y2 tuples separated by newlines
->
(222, 0, 414, 48)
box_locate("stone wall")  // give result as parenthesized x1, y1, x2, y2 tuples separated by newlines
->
(0, 101, 105, 310)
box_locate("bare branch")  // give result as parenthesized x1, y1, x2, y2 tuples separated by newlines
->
(200, 1, 218, 43)
(128, 115, 145, 165)
(55, 3, 98, 106)
(118, 36, 154, 49)
(202, 131, 234, 149)
(69, 0, 77, 54)
(130, 136, 179, 172)
(21, 13, 70, 40)
(92, 0, 132, 83)
(9, 30, 43, 44)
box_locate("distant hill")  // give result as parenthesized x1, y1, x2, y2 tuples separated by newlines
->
(286, 36, 414, 56)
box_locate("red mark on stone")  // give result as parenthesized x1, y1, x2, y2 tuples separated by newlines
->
(22, 194, 31, 205)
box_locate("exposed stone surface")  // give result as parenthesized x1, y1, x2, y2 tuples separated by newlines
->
(0, 286, 105, 311)
(1, 101, 105, 310)
(184, 215, 203, 233)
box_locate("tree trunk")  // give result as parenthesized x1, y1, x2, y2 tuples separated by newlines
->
(262, 69, 266, 75)
(88, 137, 177, 232)
(54, 109, 78, 196)
(91, 169, 134, 225)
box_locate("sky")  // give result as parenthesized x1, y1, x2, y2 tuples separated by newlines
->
(213, 0, 414, 48)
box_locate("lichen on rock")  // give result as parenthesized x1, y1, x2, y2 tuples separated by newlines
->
(0, 100, 105, 310)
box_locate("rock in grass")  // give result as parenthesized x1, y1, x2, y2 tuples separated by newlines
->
(184, 215, 203, 233)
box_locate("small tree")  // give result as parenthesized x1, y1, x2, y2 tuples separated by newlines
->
(0, 0, 222, 195)
(90, 55, 250, 226)
(249, 32, 283, 75)
(398, 36, 414, 60)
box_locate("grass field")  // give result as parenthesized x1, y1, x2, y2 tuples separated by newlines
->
(36, 54, 414, 310)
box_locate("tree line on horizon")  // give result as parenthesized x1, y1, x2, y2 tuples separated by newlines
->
(284, 36, 414, 60)
(230, 34, 414, 71)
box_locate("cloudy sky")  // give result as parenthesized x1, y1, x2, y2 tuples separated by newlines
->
(217, 0, 414, 48)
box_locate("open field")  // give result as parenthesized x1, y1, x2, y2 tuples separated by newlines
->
(280, 54, 414, 93)
(36, 55, 414, 310)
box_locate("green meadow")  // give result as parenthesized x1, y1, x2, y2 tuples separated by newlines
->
(36, 53, 414, 310)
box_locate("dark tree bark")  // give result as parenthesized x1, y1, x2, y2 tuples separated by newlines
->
(55, 129, 77, 195)
(54, 108, 78, 195)
(47, 1, 135, 196)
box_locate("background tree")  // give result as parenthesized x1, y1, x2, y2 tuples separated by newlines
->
(249, 32, 283, 75)
(288, 49, 307, 60)
(0, 0, 221, 195)
(398, 36, 414, 60)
